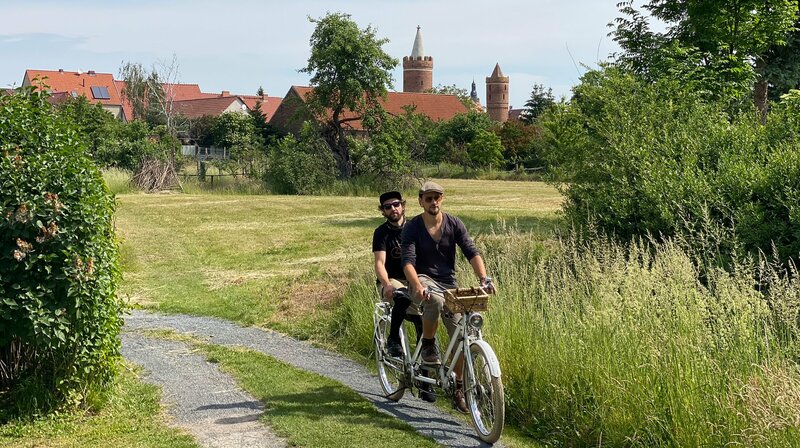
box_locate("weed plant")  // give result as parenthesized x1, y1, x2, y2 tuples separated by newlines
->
(333, 228, 800, 446)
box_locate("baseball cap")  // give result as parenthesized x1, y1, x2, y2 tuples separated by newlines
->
(418, 181, 444, 196)
(379, 191, 402, 204)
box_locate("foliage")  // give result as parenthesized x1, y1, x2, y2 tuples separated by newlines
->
(355, 106, 435, 189)
(431, 111, 494, 170)
(466, 129, 504, 169)
(0, 87, 122, 416)
(495, 119, 544, 169)
(541, 66, 800, 260)
(211, 112, 265, 174)
(611, 0, 798, 112)
(264, 123, 337, 195)
(185, 114, 217, 148)
(55, 95, 118, 159)
(301, 12, 398, 179)
(95, 121, 178, 171)
(520, 83, 555, 124)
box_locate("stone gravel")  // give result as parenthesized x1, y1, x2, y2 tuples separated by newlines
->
(122, 309, 502, 447)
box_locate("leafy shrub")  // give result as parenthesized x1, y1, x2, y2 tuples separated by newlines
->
(542, 67, 800, 261)
(265, 123, 337, 194)
(0, 87, 122, 416)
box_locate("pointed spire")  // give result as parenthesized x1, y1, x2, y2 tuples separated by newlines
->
(411, 26, 425, 58)
(490, 63, 504, 78)
(470, 79, 479, 103)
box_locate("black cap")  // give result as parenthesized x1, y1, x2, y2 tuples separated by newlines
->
(379, 191, 402, 204)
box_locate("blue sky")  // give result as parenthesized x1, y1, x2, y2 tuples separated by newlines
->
(1, 0, 628, 108)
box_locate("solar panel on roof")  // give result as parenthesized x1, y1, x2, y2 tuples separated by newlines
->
(90, 86, 110, 100)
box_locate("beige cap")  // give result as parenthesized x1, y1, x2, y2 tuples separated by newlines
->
(419, 181, 444, 195)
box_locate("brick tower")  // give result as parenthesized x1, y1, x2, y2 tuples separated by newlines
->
(403, 26, 433, 93)
(485, 63, 509, 122)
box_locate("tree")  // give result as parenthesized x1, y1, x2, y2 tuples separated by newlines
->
(119, 55, 183, 134)
(467, 129, 504, 169)
(432, 111, 494, 171)
(611, 0, 798, 116)
(55, 95, 117, 160)
(211, 112, 264, 174)
(300, 12, 398, 179)
(520, 84, 555, 124)
(248, 86, 282, 145)
(495, 119, 543, 169)
(356, 105, 436, 188)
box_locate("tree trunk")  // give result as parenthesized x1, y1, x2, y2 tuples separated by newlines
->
(754, 58, 769, 124)
(327, 114, 352, 179)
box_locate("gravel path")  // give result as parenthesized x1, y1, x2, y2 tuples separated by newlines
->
(121, 333, 287, 448)
(122, 310, 500, 448)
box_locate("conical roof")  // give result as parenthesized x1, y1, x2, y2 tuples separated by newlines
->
(490, 63, 504, 78)
(411, 26, 425, 58)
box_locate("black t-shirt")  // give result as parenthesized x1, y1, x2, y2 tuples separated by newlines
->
(372, 221, 406, 281)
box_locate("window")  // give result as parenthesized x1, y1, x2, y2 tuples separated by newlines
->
(90, 86, 110, 100)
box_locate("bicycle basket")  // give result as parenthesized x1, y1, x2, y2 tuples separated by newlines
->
(443, 287, 490, 313)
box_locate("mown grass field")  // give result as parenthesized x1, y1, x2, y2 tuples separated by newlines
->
(115, 179, 562, 336)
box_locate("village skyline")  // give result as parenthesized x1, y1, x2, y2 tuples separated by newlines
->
(1, 0, 627, 108)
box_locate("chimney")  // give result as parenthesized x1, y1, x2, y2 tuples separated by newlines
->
(87, 70, 96, 75)
(221, 90, 230, 97)
(58, 68, 64, 73)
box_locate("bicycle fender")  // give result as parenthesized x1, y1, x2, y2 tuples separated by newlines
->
(470, 340, 502, 377)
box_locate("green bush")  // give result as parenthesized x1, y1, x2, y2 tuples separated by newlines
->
(265, 124, 337, 195)
(0, 87, 122, 417)
(542, 67, 800, 261)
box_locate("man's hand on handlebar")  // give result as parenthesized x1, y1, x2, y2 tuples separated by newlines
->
(413, 286, 432, 302)
(382, 284, 396, 301)
(481, 276, 497, 294)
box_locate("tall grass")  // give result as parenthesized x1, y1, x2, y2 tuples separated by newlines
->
(333, 229, 800, 446)
(102, 168, 136, 195)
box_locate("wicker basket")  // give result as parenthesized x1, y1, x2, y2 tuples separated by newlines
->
(443, 287, 490, 312)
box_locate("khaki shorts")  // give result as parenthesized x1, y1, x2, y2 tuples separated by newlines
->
(380, 278, 422, 316)
(411, 275, 462, 337)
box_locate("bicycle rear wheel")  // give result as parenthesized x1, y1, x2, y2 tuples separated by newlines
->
(464, 342, 505, 443)
(374, 315, 405, 401)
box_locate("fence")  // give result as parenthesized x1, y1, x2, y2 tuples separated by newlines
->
(180, 145, 229, 160)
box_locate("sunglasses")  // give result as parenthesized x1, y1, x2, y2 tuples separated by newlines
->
(422, 194, 442, 203)
(381, 201, 402, 210)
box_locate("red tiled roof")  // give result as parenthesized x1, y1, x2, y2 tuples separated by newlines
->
(24, 69, 124, 108)
(239, 95, 283, 121)
(509, 108, 525, 121)
(170, 96, 248, 119)
(288, 86, 468, 130)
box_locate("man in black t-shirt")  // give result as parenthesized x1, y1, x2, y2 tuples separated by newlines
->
(372, 191, 423, 360)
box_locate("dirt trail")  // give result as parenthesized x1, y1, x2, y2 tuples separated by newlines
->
(122, 310, 500, 448)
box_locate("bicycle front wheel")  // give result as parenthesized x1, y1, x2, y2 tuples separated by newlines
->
(464, 342, 505, 443)
(374, 315, 405, 401)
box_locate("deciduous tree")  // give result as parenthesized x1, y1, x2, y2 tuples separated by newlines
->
(300, 12, 397, 179)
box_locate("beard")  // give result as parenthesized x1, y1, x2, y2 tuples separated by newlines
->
(386, 213, 404, 224)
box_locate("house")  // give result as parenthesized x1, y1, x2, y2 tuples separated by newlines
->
(269, 85, 469, 135)
(21, 68, 282, 123)
(23, 69, 127, 120)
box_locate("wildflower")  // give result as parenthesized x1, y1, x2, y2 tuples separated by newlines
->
(12, 250, 25, 261)
(86, 258, 95, 275)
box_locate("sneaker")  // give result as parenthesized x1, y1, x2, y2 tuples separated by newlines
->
(419, 383, 437, 402)
(453, 386, 469, 414)
(386, 338, 403, 358)
(420, 343, 441, 364)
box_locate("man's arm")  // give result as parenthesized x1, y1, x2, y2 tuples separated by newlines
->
(401, 219, 427, 302)
(468, 254, 496, 293)
(374, 251, 395, 300)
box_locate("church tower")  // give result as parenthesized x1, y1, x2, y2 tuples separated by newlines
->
(403, 26, 433, 93)
(485, 63, 509, 122)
